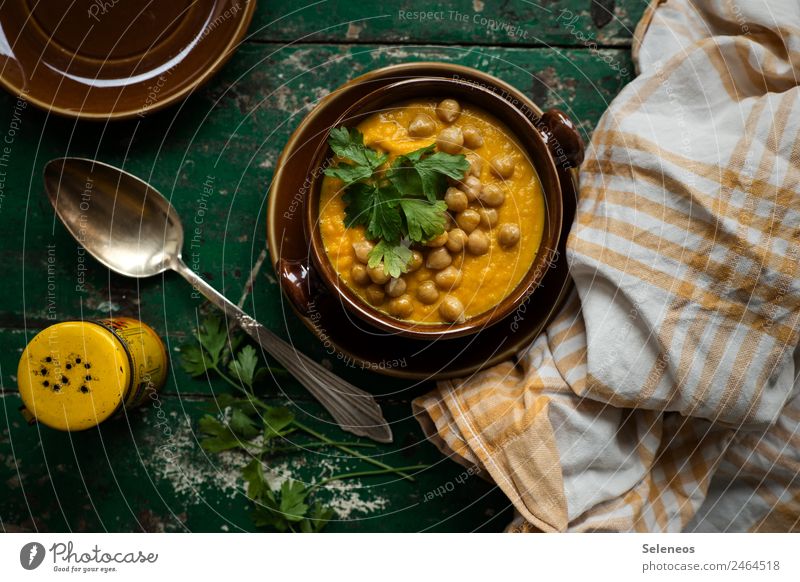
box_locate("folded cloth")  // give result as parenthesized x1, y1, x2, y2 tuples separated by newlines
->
(413, 0, 800, 532)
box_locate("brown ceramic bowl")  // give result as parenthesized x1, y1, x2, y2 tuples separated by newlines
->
(299, 76, 580, 340)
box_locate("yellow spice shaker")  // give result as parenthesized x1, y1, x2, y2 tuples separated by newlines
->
(17, 317, 168, 431)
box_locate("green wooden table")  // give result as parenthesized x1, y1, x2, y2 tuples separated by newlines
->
(0, 0, 644, 532)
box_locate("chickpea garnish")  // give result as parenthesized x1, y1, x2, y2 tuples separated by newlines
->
(408, 113, 436, 137)
(436, 126, 463, 154)
(465, 153, 483, 177)
(385, 277, 407, 298)
(351, 264, 370, 286)
(462, 125, 484, 149)
(467, 229, 490, 255)
(478, 207, 498, 229)
(367, 264, 390, 285)
(426, 247, 452, 270)
(459, 175, 482, 201)
(491, 155, 515, 179)
(436, 99, 461, 124)
(352, 240, 374, 264)
(388, 295, 414, 318)
(439, 295, 466, 323)
(479, 183, 505, 207)
(444, 187, 468, 213)
(498, 223, 521, 248)
(407, 250, 424, 272)
(446, 228, 468, 252)
(416, 281, 440, 304)
(435, 266, 462, 290)
(456, 209, 481, 233)
(366, 284, 385, 305)
(425, 232, 449, 248)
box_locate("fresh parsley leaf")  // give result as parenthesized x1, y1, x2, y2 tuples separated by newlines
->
(252, 496, 288, 531)
(263, 406, 295, 440)
(368, 240, 413, 278)
(279, 480, 310, 522)
(400, 199, 448, 242)
(229, 345, 259, 389)
(300, 501, 335, 533)
(179, 344, 210, 377)
(242, 459, 268, 499)
(367, 186, 403, 242)
(415, 150, 471, 180)
(390, 145, 469, 202)
(229, 408, 260, 439)
(324, 127, 388, 186)
(324, 163, 374, 185)
(342, 183, 403, 243)
(197, 415, 243, 453)
(342, 182, 376, 229)
(197, 314, 227, 364)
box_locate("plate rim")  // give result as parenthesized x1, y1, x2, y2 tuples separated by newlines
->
(0, 0, 256, 120)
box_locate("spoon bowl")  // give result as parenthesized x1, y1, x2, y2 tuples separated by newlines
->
(44, 158, 183, 278)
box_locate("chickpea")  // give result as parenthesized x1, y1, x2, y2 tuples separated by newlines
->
(491, 155, 516, 179)
(435, 266, 462, 290)
(388, 295, 414, 318)
(351, 264, 370, 286)
(436, 99, 461, 124)
(426, 247, 452, 270)
(446, 228, 468, 253)
(367, 264, 390, 285)
(467, 229, 490, 255)
(425, 232, 449, 248)
(444, 187, 469, 213)
(459, 175, 482, 201)
(436, 126, 463, 154)
(478, 207, 498, 229)
(407, 250, 424, 272)
(462, 125, 484, 149)
(366, 284, 385, 306)
(479, 183, 505, 207)
(498, 223, 521, 248)
(466, 153, 483, 177)
(408, 113, 436, 137)
(439, 295, 466, 323)
(352, 240, 374, 264)
(385, 277, 407, 298)
(456, 209, 481, 233)
(417, 280, 440, 304)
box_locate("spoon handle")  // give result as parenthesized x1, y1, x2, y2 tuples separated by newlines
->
(172, 259, 393, 443)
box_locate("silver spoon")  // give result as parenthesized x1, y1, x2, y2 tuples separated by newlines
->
(43, 157, 393, 443)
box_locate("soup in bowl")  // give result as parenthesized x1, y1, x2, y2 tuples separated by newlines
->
(305, 78, 568, 339)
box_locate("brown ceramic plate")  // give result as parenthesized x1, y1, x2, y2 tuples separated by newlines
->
(267, 63, 577, 380)
(0, 0, 255, 120)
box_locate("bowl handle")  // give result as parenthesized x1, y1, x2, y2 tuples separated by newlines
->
(277, 258, 323, 316)
(537, 109, 585, 169)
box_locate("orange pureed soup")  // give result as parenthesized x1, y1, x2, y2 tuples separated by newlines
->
(318, 98, 545, 325)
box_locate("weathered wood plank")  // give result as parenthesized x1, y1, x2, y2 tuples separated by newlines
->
(251, 0, 647, 47)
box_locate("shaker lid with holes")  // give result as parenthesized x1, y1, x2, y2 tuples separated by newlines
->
(16, 322, 131, 431)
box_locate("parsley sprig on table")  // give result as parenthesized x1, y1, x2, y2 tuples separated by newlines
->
(180, 313, 427, 532)
(324, 127, 469, 277)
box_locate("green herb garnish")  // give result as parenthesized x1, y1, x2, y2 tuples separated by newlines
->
(324, 127, 469, 278)
(180, 312, 428, 532)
